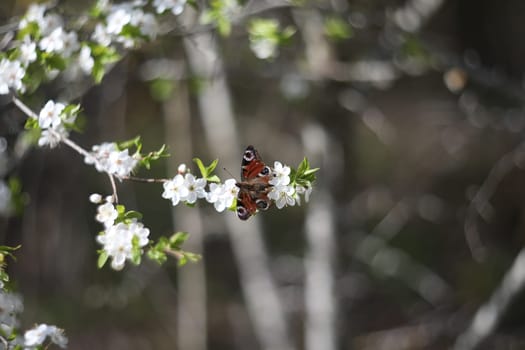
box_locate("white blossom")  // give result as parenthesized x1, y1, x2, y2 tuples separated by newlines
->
(269, 161, 291, 186)
(162, 174, 189, 206)
(206, 178, 238, 212)
(97, 220, 150, 270)
(92, 24, 112, 46)
(39, 27, 66, 53)
(106, 8, 131, 35)
(38, 100, 65, 129)
(107, 149, 138, 176)
(268, 184, 296, 209)
(0, 59, 25, 94)
(89, 193, 103, 204)
(38, 124, 68, 148)
(61, 30, 80, 57)
(128, 220, 150, 246)
(294, 185, 312, 205)
(183, 173, 207, 204)
(19, 3, 47, 30)
(85, 143, 137, 176)
(24, 324, 67, 348)
(19, 37, 37, 66)
(95, 202, 118, 228)
(40, 13, 64, 36)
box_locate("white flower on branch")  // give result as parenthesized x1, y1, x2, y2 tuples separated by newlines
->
(269, 161, 291, 186)
(183, 173, 207, 204)
(95, 202, 118, 228)
(84, 143, 138, 177)
(96, 220, 150, 270)
(162, 174, 189, 206)
(38, 100, 65, 129)
(38, 124, 68, 148)
(206, 178, 238, 212)
(268, 184, 296, 209)
(24, 324, 67, 348)
(107, 149, 138, 177)
(0, 59, 25, 94)
(19, 37, 37, 66)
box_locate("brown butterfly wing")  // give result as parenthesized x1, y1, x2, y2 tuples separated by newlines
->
(236, 145, 273, 220)
(241, 145, 267, 180)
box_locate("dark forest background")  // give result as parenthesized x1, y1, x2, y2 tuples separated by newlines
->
(3, 0, 525, 349)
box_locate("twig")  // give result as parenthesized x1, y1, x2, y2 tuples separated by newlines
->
(0, 335, 8, 349)
(12, 95, 171, 201)
(119, 175, 169, 183)
(453, 247, 525, 349)
(107, 173, 118, 204)
(464, 142, 525, 262)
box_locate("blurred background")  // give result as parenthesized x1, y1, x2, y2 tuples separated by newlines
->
(3, 0, 525, 349)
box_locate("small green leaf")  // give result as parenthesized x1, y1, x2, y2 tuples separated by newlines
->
(147, 247, 167, 265)
(206, 159, 218, 175)
(17, 22, 40, 40)
(124, 210, 143, 220)
(116, 204, 126, 214)
(324, 17, 353, 40)
(207, 175, 221, 183)
(193, 158, 206, 176)
(169, 231, 189, 247)
(97, 251, 109, 268)
(150, 79, 174, 101)
(118, 135, 141, 150)
(178, 254, 188, 267)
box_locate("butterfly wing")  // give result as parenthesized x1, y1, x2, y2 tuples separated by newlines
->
(236, 145, 273, 220)
(241, 145, 268, 180)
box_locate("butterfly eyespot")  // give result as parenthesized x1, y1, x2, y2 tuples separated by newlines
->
(256, 199, 270, 210)
(237, 206, 247, 216)
(259, 166, 271, 176)
(237, 206, 251, 220)
(243, 150, 255, 162)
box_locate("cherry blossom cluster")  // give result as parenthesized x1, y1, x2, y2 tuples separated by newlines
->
(92, 195, 150, 270)
(84, 142, 139, 177)
(33, 100, 76, 148)
(0, 0, 189, 96)
(24, 323, 68, 349)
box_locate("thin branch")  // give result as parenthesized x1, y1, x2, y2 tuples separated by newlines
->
(119, 175, 169, 183)
(454, 248, 525, 350)
(464, 142, 525, 262)
(107, 173, 118, 204)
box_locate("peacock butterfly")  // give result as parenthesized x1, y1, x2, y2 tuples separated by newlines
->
(236, 145, 273, 220)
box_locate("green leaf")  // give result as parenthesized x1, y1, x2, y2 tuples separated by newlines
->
(124, 210, 143, 220)
(178, 254, 188, 267)
(97, 250, 109, 268)
(207, 175, 221, 183)
(206, 159, 218, 175)
(131, 236, 142, 265)
(150, 79, 174, 101)
(118, 135, 141, 150)
(147, 247, 167, 265)
(24, 117, 39, 130)
(115, 204, 126, 214)
(324, 17, 353, 40)
(169, 231, 189, 247)
(17, 22, 40, 40)
(193, 157, 207, 177)
(43, 53, 66, 71)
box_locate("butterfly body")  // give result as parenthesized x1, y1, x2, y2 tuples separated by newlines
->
(236, 145, 273, 220)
